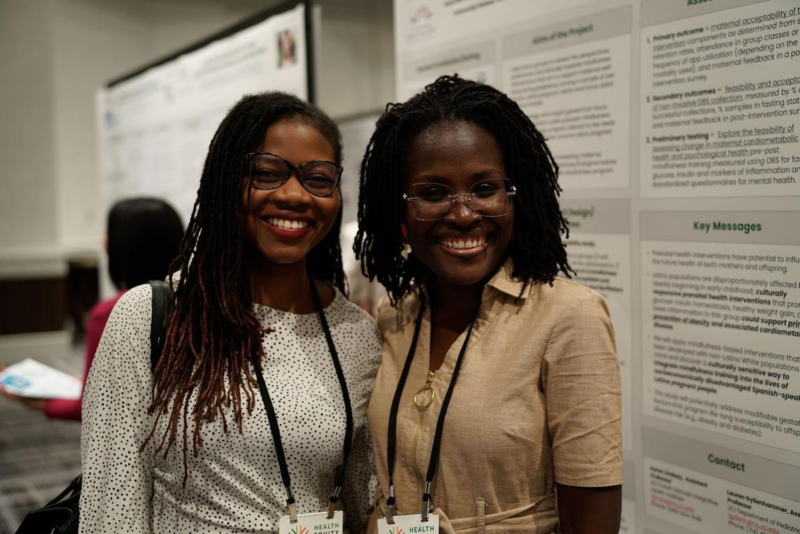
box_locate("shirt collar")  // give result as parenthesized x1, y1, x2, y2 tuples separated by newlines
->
(485, 257, 533, 300)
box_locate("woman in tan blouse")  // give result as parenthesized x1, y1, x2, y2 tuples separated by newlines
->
(355, 76, 623, 533)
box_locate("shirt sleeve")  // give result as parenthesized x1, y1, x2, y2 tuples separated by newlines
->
(80, 285, 155, 533)
(43, 391, 82, 420)
(542, 287, 623, 487)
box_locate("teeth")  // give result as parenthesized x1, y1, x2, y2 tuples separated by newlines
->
(440, 237, 486, 250)
(266, 218, 310, 229)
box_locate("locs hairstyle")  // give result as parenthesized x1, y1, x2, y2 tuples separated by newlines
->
(107, 197, 184, 291)
(355, 75, 572, 305)
(141, 92, 346, 486)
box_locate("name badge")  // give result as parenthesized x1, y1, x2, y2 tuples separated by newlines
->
(278, 511, 344, 534)
(377, 513, 439, 534)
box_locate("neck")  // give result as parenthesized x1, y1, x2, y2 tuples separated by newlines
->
(246, 252, 313, 313)
(429, 277, 483, 330)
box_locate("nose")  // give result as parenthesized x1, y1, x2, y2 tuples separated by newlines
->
(271, 172, 311, 206)
(445, 194, 481, 226)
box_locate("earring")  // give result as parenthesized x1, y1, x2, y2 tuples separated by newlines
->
(400, 224, 412, 259)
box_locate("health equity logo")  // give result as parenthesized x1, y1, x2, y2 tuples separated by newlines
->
(386, 527, 405, 534)
(290, 526, 309, 534)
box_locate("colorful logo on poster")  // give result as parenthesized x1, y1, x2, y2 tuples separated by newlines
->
(289, 526, 309, 534)
(385, 527, 405, 534)
(404, 1, 436, 44)
(411, 6, 433, 24)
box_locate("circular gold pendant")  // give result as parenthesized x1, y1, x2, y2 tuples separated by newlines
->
(414, 385, 435, 411)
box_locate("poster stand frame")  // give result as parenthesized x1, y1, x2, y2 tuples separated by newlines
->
(106, 0, 315, 103)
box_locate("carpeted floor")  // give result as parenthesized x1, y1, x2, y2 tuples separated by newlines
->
(0, 343, 83, 533)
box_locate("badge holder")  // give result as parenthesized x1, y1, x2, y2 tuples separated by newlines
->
(382, 485, 396, 525)
(279, 510, 344, 534)
(276, 474, 346, 534)
(376, 485, 439, 534)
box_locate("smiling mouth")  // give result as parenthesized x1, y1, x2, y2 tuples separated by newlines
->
(264, 217, 312, 230)
(438, 235, 488, 250)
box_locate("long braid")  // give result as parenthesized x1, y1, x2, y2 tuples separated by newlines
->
(140, 92, 346, 486)
(355, 75, 572, 305)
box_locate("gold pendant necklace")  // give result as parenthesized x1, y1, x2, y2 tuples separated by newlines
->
(414, 371, 436, 411)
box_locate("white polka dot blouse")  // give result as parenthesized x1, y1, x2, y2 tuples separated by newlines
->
(80, 283, 382, 533)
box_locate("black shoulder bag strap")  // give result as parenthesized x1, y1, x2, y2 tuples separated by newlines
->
(149, 280, 174, 374)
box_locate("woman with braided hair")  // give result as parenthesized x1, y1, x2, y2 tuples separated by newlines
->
(357, 76, 622, 533)
(80, 92, 381, 533)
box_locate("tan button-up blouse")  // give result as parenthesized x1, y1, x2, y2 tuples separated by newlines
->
(366, 260, 623, 533)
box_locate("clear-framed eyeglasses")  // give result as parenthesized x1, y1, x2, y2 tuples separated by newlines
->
(402, 178, 517, 221)
(246, 152, 343, 197)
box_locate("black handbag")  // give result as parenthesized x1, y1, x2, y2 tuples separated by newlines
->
(15, 475, 82, 534)
(15, 280, 174, 534)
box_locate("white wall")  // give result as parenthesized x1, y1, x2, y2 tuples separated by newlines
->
(0, 0, 394, 274)
(53, 0, 275, 256)
(0, 0, 394, 268)
(315, 0, 394, 119)
(0, 0, 58, 256)
(0, 0, 392, 358)
(52, 1, 152, 256)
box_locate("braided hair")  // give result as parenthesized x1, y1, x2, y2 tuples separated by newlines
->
(141, 92, 346, 486)
(355, 75, 572, 305)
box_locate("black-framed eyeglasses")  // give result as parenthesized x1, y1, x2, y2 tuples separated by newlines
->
(246, 152, 343, 197)
(403, 178, 517, 221)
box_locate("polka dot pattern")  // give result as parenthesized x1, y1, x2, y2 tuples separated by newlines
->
(80, 284, 382, 533)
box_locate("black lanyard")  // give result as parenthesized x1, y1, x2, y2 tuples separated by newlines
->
(252, 279, 354, 521)
(385, 297, 475, 521)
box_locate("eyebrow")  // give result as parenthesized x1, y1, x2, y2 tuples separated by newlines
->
(410, 170, 504, 184)
(472, 170, 504, 180)
(411, 175, 448, 184)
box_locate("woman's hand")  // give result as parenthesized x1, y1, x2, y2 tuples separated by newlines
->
(556, 483, 622, 534)
(0, 365, 48, 411)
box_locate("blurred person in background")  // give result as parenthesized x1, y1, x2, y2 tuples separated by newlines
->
(0, 197, 184, 420)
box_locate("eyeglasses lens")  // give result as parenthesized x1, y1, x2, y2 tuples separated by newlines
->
(410, 179, 512, 221)
(299, 162, 339, 196)
(250, 154, 339, 196)
(251, 155, 287, 189)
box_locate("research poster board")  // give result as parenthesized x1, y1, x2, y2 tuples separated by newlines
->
(395, 0, 800, 532)
(640, 0, 800, 199)
(97, 2, 309, 232)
